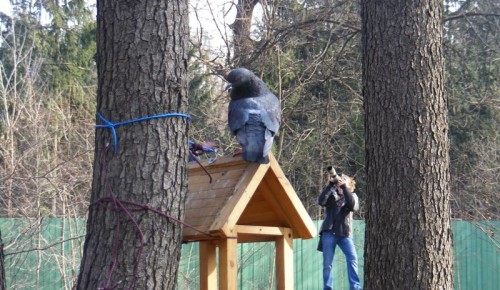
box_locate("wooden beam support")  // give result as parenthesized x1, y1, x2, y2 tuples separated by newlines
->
(276, 228, 294, 290)
(219, 238, 238, 290)
(210, 162, 270, 235)
(236, 225, 288, 243)
(268, 154, 317, 239)
(199, 241, 217, 290)
(236, 225, 285, 236)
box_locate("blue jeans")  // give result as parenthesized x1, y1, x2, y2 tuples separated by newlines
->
(321, 231, 362, 290)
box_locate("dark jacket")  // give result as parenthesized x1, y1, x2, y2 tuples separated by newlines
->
(317, 182, 359, 238)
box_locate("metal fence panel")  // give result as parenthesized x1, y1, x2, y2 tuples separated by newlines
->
(1, 218, 86, 290)
(1, 219, 498, 289)
(452, 221, 499, 290)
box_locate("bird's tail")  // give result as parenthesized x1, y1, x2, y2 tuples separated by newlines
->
(241, 119, 272, 164)
(243, 149, 269, 164)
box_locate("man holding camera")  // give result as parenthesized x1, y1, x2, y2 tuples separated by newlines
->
(317, 168, 362, 290)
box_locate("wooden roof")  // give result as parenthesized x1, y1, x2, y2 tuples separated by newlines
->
(183, 153, 317, 243)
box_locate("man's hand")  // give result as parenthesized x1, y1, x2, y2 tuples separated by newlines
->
(329, 176, 345, 186)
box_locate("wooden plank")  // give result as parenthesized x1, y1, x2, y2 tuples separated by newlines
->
(189, 166, 247, 186)
(189, 156, 247, 172)
(182, 217, 214, 238)
(262, 175, 313, 238)
(182, 224, 222, 241)
(254, 179, 290, 224)
(241, 199, 272, 213)
(184, 216, 218, 227)
(235, 225, 285, 236)
(186, 188, 234, 204)
(268, 154, 317, 239)
(210, 162, 270, 235)
(182, 231, 215, 242)
(219, 238, 238, 290)
(184, 156, 251, 242)
(199, 241, 217, 290)
(185, 206, 225, 218)
(185, 196, 228, 210)
(190, 162, 247, 174)
(236, 225, 287, 243)
(237, 211, 283, 225)
(244, 190, 266, 202)
(238, 200, 279, 224)
(189, 177, 241, 191)
(236, 235, 278, 243)
(276, 227, 294, 290)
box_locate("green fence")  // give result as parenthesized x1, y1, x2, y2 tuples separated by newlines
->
(1, 219, 85, 290)
(1, 219, 498, 289)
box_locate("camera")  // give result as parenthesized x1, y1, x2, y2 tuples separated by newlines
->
(326, 166, 340, 183)
(326, 166, 342, 201)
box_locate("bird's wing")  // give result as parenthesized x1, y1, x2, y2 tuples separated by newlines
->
(228, 99, 250, 134)
(259, 92, 281, 134)
(229, 93, 280, 135)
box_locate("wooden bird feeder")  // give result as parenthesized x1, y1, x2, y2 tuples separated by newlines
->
(183, 153, 317, 290)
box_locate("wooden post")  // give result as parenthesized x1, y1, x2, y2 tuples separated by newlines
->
(276, 228, 294, 290)
(219, 237, 238, 290)
(199, 241, 217, 290)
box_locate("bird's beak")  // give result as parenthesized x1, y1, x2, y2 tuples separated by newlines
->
(225, 83, 232, 93)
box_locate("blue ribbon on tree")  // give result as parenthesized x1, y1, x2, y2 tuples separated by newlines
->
(96, 112, 191, 153)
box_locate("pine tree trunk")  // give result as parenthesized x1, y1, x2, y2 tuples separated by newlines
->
(76, 0, 189, 289)
(230, 0, 259, 67)
(0, 231, 5, 290)
(361, 0, 454, 289)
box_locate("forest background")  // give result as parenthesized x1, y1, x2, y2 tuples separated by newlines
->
(0, 0, 498, 248)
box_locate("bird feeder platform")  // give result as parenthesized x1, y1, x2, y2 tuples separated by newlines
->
(184, 153, 317, 290)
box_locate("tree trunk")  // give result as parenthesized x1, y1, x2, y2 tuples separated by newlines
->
(230, 0, 260, 67)
(361, 0, 453, 289)
(77, 0, 189, 289)
(0, 231, 5, 290)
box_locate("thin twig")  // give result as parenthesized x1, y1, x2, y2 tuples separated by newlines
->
(5, 234, 85, 256)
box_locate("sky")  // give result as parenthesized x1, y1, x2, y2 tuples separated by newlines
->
(0, 0, 238, 49)
(0, 0, 11, 15)
(189, 0, 237, 48)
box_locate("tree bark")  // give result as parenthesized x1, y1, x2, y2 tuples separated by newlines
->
(0, 231, 5, 290)
(230, 0, 260, 67)
(361, 0, 454, 289)
(77, 0, 189, 289)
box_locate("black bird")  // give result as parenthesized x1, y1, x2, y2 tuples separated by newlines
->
(226, 68, 281, 164)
